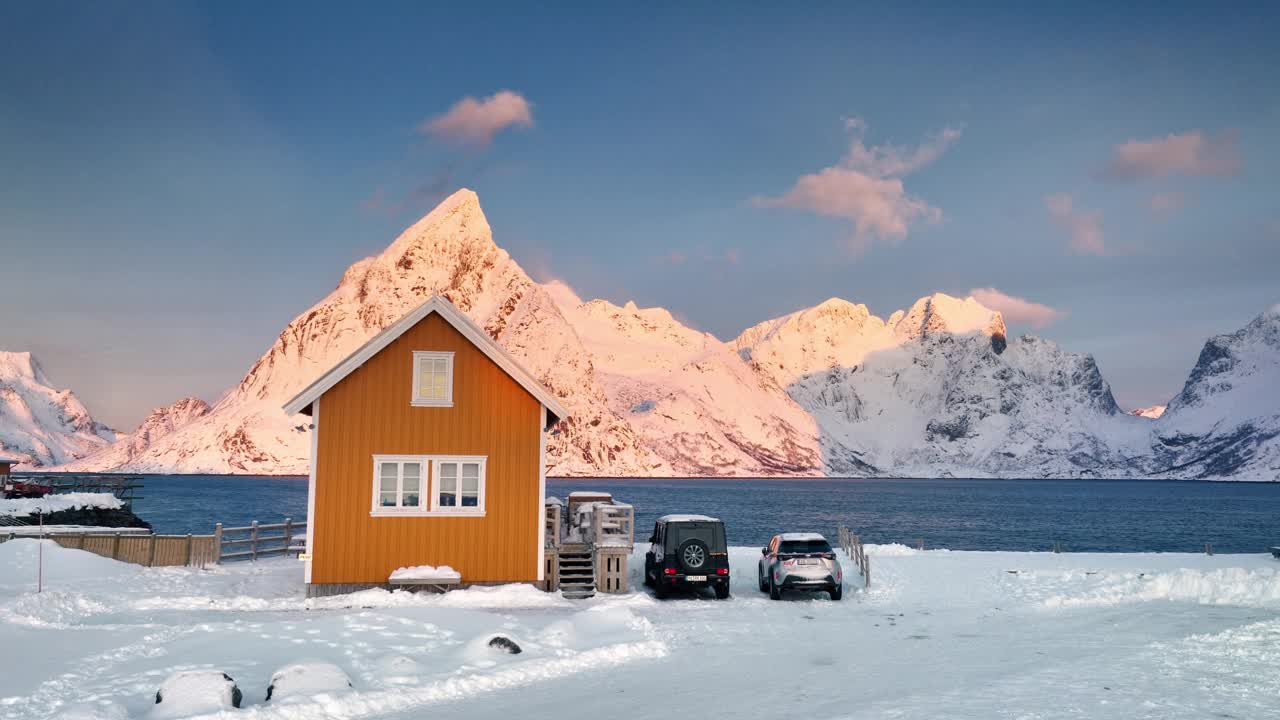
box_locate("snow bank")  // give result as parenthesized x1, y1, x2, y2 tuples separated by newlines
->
(0, 492, 123, 517)
(389, 564, 461, 583)
(1044, 566, 1280, 610)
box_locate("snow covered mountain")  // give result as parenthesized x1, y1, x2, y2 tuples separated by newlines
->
(1152, 306, 1280, 479)
(59, 397, 210, 471)
(546, 285, 821, 475)
(54, 190, 1277, 479)
(734, 294, 1151, 477)
(0, 352, 119, 467)
(1130, 406, 1167, 419)
(65, 190, 664, 475)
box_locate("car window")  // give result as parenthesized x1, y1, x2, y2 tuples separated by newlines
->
(778, 539, 832, 554)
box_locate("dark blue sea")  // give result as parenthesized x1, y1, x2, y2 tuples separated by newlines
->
(115, 476, 1280, 554)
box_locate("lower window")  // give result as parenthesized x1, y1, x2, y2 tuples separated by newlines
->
(371, 455, 485, 516)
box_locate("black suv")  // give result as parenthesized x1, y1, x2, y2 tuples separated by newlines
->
(643, 515, 730, 599)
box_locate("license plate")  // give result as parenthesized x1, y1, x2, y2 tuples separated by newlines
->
(799, 558, 819, 565)
(685, 575, 706, 582)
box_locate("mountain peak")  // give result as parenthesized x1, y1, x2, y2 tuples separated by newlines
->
(0, 351, 42, 383)
(895, 293, 1006, 340)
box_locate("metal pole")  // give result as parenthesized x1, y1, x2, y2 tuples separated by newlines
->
(37, 508, 44, 594)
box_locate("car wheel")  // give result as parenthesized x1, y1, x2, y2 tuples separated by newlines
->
(715, 583, 730, 600)
(676, 538, 711, 574)
(653, 577, 668, 599)
(830, 584, 843, 601)
(758, 568, 768, 593)
(769, 576, 781, 601)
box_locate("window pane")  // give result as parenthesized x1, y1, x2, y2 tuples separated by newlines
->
(379, 463, 397, 492)
(403, 491, 420, 507)
(402, 463, 420, 492)
(439, 491, 457, 506)
(461, 493, 478, 507)
(379, 491, 397, 507)
(433, 358, 447, 374)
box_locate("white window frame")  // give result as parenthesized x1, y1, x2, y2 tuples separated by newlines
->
(369, 454, 486, 517)
(371, 455, 429, 516)
(411, 351, 454, 407)
(430, 456, 486, 515)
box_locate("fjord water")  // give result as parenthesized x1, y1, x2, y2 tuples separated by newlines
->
(129, 475, 1280, 553)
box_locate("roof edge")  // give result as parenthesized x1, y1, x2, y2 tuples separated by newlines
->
(282, 296, 568, 423)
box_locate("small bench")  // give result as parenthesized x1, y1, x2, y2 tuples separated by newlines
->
(387, 565, 461, 593)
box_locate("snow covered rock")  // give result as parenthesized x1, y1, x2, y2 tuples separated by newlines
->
(265, 662, 353, 702)
(487, 635, 523, 654)
(0, 352, 118, 467)
(153, 670, 241, 717)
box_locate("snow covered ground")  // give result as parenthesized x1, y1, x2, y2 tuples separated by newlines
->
(2, 540, 1278, 720)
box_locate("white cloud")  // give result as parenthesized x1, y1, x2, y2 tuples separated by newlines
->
(754, 118, 958, 251)
(1104, 130, 1240, 180)
(842, 117, 963, 178)
(969, 287, 1066, 328)
(420, 91, 533, 145)
(1045, 193, 1105, 255)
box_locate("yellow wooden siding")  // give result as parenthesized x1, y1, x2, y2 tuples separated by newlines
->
(312, 312, 542, 585)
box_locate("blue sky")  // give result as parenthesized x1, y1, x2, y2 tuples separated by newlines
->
(2, 1, 1277, 429)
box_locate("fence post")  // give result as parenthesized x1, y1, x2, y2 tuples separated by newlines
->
(917, 538, 924, 551)
(185, 534, 194, 566)
(112, 532, 121, 561)
(865, 554, 871, 589)
(282, 518, 293, 556)
(250, 521, 259, 562)
(213, 523, 223, 564)
(1205, 542, 1213, 556)
(147, 534, 157, 567)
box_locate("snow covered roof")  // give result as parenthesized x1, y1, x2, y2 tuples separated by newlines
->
(779, 532, 828, 542)
(282, 295, 567, 426)
(657, 514, 720, 523)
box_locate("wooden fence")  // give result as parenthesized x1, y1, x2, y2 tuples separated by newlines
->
(837, 525, 871, 589)
(214, 518, 306, 562)
(0, 531, 217, 568)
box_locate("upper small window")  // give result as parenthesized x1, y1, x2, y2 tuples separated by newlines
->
(412, 351, 454, 407)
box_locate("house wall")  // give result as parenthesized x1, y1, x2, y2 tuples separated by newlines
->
(311, 312, 543, 585)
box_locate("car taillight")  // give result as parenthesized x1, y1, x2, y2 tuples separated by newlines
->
(663, 567, 677, 575)
(822, 553, 835, 560)
(783, 559, 795, 566)
(715, 568, 728, 575)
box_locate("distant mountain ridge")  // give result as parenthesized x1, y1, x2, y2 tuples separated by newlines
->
(0, 351, 119, 466)
(31, 190, 1279, 480)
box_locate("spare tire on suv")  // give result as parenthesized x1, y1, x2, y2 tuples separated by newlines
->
(644, 515, 730, 599)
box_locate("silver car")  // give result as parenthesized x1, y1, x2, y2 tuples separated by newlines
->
(758, 533, 843, 600)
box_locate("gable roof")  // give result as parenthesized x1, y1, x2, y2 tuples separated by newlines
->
(282, 295, 567, 426)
